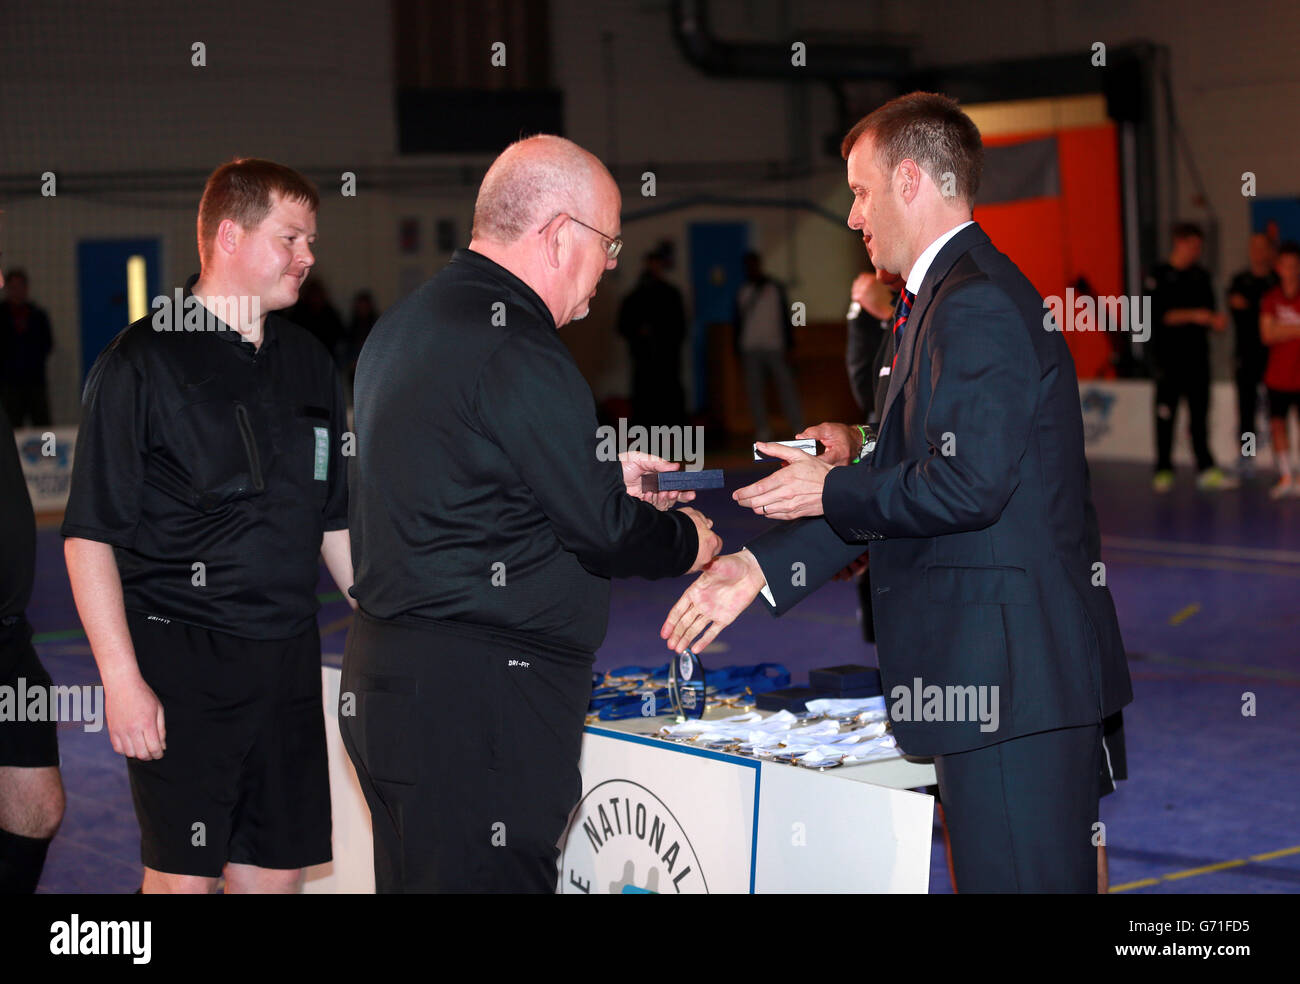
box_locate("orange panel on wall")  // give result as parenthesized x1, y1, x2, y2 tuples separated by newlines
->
(970, 123, 1123, 379)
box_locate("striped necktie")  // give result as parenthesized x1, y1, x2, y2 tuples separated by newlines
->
(891, 287, 916, 371)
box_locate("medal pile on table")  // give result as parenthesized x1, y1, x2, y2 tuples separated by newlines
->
(658, 697, 897, 770)
(587, 661, 898, 769)
(588, 662, 790, 721)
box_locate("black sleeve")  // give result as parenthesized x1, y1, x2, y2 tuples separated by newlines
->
(616, 294, 634, 340)
(669, 286, 688, 347)
(746, 516, 866, 616)
(779, 282, 794, 352)
(323, 366, 349, 531)
(474, 327, 698, 580)
(732, 291, 744, 358)
(846, 316, 874, 412)
(61, 343, 148, 547)
(35, 307, 54, 358)
(1200, 270, 1218, 311)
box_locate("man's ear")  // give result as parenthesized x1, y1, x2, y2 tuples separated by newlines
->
(215, 217, 241, 258)
(541, 217, 568, 271)
(897, 159, 922, 205)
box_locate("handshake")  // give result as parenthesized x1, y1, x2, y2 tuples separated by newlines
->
(619, 450, 722, 574)
(621, 421, 870, 656)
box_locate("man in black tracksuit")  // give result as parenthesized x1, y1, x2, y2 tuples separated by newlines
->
(343, 135, 720, 893)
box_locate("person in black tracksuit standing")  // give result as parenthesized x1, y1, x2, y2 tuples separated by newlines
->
(1147, 223, 1234, 492)
(1227, 233, 1278, 465)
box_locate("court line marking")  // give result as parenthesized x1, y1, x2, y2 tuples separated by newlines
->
(1110, 844, 1300, 892)
(1102, 551, 1300, 579)
(1103, 535, 1300, 565)
(1131, 651, 1300, 682)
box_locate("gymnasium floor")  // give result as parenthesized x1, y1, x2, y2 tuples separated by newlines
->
(27, 460, 1300, 893)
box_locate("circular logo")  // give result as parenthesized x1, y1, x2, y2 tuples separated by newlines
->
(558, 779, 707, 894)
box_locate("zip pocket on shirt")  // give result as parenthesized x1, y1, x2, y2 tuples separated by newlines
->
(234, 402, 266, 492)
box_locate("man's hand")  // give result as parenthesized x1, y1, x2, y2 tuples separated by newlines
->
(661, 550, 767, 654)
(851, 272, 897, 321)
(679, 506, 722, 573)
(1209, 311, 1227, 332)
(734, 442, 835, 519)
(105, 672, 166, 760)
(797, 422, 862, 467)
(620, 450, 696, 510)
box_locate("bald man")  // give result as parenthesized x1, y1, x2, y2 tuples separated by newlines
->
(342, 135, 721, 893)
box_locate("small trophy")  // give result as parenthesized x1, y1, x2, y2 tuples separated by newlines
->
(668, 648, 706, 721)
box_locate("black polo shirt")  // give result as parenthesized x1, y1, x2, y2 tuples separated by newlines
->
(1146, 262, 1216, 369)
(1227, 269, 1278, 368)
(62, 277, 348, 640)
(348, 248, 698, 658)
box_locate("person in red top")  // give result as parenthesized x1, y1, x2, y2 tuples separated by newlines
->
(1260, 242, 1300, 498)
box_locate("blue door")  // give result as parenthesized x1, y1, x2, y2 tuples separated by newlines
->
(1251, 197, 1300, 241)
(688, 222, 749, 412)
(76, 239, 161, 383)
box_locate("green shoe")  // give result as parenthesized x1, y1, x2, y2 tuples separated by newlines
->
(1196, 467, 1239, 491)
(1152, 470, 1174, 493)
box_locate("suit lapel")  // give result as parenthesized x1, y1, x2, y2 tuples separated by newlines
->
(878, 223, 989, 432)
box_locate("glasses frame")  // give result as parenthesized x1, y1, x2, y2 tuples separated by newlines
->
(544, 211, 623, 262)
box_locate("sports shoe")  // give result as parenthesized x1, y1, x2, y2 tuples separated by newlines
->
(1269, 475, 1297, 500)
(1196, 467, 1239, 491)
(1152, 470, 1174, 494)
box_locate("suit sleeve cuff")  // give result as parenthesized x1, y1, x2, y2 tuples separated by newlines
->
(743, 547, 776, 608)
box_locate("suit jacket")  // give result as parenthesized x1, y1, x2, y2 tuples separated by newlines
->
(747, 223, 1132, 756)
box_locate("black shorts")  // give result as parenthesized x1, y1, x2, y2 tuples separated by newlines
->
(124, 611, 331, 877)
(0, 620, 60, 768)
(1267, 388, 1300, 419)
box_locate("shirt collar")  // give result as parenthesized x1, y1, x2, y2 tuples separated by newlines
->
(183, 274, 277, 351)
(905, 220, 975, 296)
(450, 248, 556, 329)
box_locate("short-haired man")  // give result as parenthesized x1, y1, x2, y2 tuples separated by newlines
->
(343, 134, 721, 893)
(1147, 224, 1234, 492)
(663, 92, 1132, 893)
(1260, 241, 1300, 498)
(63, 159, 355, 893)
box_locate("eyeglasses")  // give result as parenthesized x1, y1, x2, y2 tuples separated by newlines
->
(545, 212, 623, 261)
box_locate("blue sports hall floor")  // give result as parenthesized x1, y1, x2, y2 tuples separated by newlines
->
(27, 460, 1300, 893)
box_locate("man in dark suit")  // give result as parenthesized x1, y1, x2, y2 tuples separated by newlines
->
(662, 92, 1132, 893)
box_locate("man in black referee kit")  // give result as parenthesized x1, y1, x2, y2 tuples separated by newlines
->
(63, 159, 355, 893)
(344, 134, 721, 893)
